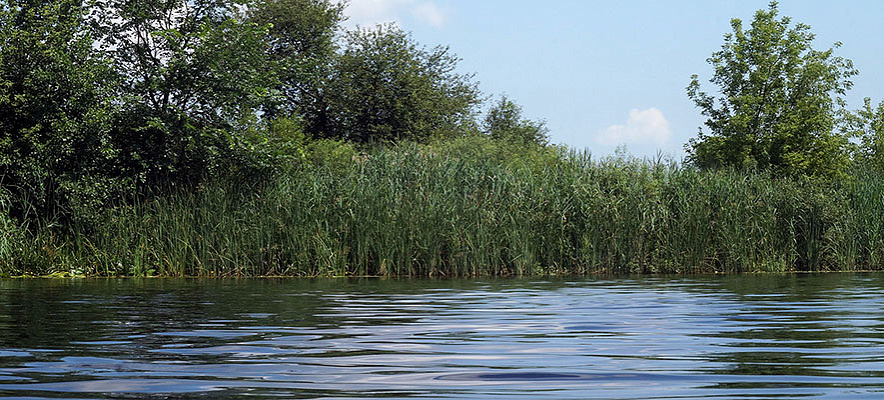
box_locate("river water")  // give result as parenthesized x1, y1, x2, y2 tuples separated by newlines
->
(0, 274, 881, 399)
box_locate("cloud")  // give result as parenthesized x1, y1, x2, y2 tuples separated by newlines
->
(344, 0, 448, 28)
(595, 108, 671, 147)
(344, 0, 408, 27)
(411, 2, 446, 27)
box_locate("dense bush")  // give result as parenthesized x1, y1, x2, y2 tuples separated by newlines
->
(313, 25, 481, 143)
(0, 0, 122, 221)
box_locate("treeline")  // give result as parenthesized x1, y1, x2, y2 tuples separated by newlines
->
(2, 0, 884, 276)
(0, 0, 547, 224)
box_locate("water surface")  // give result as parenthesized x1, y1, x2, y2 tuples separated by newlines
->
(0, 274, 882, 399)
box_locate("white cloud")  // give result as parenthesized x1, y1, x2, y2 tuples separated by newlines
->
(595, 108, 671, 147)
(344, 0, 448, 28)
(411, 2, 447, 27)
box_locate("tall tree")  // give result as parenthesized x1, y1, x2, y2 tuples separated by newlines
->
(0, 0, 118, 218)
(686, 1, 857, 177)
(92, 0, 273, 121)
(90, 0, 277, 183)
(316, 24, 480, 143)
(247, 0, 344, 117)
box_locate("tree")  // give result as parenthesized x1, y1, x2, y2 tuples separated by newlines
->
(90, 0, 277, 184)
(247, 0, 345, 117)
(483, 95, 549, 147)
(315, 24, 480, 143)
(92, 0, 275, 122)
(0, 0, 119, 219)
(844, 98, 884, 170)
(686, 1, 857, 178)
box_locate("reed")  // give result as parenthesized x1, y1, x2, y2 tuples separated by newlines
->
(2, 143, 883, 277)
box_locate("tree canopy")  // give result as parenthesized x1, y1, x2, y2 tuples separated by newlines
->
(483, 96, 549, 147)
(315, 24, 480, 143)
(686, 1, 857, 178)
(0, 0, 118, 218)
(844, 98, 884, 171)
(247, 0, 345, 117)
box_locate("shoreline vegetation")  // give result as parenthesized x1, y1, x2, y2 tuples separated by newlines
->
(4, 142, 884, 277)
(2, 1, 884, 277)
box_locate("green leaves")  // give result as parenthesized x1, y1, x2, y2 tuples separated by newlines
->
(247, 0, 343, 111)
(844, 98, 884, 170)
(0, 0, 119, 220)
(0, 0, 514, 228)
(315, 24, 480, 144)
(687, 1, 857, 178)
(94, 0, 275, 125)
(86, 0, 286, 186)
(483, 95, 549, 147)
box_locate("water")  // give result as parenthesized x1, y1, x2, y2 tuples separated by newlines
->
(0, 274, 881, 399)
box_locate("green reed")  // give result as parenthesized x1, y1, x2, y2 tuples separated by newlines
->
(2, 144, 884, 277)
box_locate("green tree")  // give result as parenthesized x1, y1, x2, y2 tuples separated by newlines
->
(686, 1, 856, 178)
(483, 95, 549, 147)
(0, 0, 120, 219)
(316, 24, 480, 143)
(91, 0, 277, 184)
(247, 0, 345, 117)
(844, 98, 884, 170)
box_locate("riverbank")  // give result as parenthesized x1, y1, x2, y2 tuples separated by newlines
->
(3, 143, 884, 277)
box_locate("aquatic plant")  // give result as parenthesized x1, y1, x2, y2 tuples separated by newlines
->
(2, 144, 882, 277)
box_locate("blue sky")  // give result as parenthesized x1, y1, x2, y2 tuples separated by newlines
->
(343, 0, 884, 159)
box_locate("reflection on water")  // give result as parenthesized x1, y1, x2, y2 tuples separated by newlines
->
(0, 274, 881, 399)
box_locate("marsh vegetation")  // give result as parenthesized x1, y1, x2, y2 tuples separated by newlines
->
(1, 1, 883, 276)
(4, 142, 884, 276)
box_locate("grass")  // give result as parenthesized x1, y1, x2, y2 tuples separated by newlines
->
(1, 142, 883, 277)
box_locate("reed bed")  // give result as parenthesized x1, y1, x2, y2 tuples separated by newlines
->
(2, 144, 883, 277)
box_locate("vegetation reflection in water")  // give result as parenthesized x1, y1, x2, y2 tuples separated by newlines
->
(0, 274, 881, 399)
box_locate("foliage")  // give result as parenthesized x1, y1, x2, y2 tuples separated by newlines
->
(483, 95, 549, 147)
(429, 134, 561, 172)
(7, 146, 884, 277)
(0, 0, 493, 227)
(304, 138, 358, 173)
(247, 0, 345, 117)
(843, 98, 884, 170)
(686, 1, 857, 178)
(0, 0, 124, 221)
(314, 24, 481, 143)
(11, 0, 884, 278)
(91, 0, 278, 185)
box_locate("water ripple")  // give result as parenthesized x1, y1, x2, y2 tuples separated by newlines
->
(0, 274, 881, 399)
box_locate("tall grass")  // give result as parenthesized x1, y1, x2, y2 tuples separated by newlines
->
(2, 143, 883, 277)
